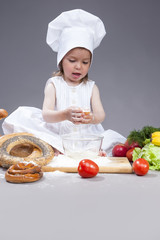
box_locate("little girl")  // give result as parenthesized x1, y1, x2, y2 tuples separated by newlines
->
(2, 9, 126, 155)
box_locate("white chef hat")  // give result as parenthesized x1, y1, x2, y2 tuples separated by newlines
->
(46, 9, 106, 67)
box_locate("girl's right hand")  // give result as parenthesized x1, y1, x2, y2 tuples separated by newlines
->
(66, 106, 83, 124)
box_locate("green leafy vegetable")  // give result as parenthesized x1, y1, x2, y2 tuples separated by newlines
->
(133, 143, 160, 170)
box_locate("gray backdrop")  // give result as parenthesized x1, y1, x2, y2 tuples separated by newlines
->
(0, 0, 160, 137)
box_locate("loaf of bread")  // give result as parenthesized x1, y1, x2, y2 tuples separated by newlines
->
(0, 109, 8, 120)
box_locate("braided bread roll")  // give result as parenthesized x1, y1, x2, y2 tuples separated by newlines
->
(5, 162, 43, 183)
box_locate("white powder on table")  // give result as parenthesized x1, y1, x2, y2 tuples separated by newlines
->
(0, 173, 5, 179)
(46, 154, 112, 168)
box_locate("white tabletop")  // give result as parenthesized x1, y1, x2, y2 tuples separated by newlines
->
(0, 167, 160, 240)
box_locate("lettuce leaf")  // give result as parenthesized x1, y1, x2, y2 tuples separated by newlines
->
(133, 143, 160, 170)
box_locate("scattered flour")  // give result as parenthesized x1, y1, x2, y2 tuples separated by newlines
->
(38, 170, 82, 188)
(44, 171, 67, 178)
(46, 155, 112, 168)
(0, 173, 5, 179)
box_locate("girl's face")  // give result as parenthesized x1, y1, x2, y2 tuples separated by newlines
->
(61, 48, 91, 86)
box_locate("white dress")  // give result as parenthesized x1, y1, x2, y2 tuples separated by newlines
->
(2, 76, 126, 155)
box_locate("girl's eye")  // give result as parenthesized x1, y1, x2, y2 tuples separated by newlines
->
(69, 59, 75, 63)
(83, 61, 89, 65)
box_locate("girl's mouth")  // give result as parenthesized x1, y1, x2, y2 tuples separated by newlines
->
(72, 73, 81, 78)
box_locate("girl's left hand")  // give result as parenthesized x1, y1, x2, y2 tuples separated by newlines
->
(81, 112, 94, 124)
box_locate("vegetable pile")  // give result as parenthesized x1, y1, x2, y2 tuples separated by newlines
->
(112, 126, 160, 172)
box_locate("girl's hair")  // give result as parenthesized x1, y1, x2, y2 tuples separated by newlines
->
(52, 58, 89, 83)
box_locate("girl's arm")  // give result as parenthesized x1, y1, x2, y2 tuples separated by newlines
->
(42, 83, 83, 123)
(91, 84, 106, 124)
(82, 84, 105, 124)
(42, 83, 66, 122)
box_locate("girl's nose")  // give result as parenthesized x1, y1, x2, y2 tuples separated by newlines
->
(75, 62, 81, 69)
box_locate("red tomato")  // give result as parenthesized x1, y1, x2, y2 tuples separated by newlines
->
(126, 147, 136, 162)
(132, 158, 149, 176)
(78, 159, 99, 178)
(112, 144, 128, 157)
(125, 140, 141, 150)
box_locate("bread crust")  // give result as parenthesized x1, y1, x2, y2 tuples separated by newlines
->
(0, 109, 8, 120)
(0, 133, 54, 168)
